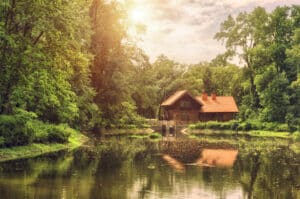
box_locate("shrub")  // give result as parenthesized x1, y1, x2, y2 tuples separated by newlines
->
(47, 125, 71, 143)
(248, 121, 263, 130)
(0, 115, 34, 147)
(0, 136, 5, 148)
(230, 121, 239, 131)
(190, 119, 291, 132)
(206, 121, 222, 129)
(220, 122, 232, 130)
(238, 122, 251, 131)
(292, 132, 300, 142)
(274, 123, 289, 132)
(262, 122, 278, 131)
(26, 120, 49, 143)
(191, 122, 206, 129)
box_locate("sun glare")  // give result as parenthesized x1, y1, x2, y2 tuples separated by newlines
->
(129, 7, 147, 23)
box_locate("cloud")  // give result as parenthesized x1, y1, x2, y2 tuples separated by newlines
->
(130, 0, 299, 64)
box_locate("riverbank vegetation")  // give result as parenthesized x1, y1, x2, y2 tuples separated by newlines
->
(0, 0, 299, 154)
(0, 127, 87, 162)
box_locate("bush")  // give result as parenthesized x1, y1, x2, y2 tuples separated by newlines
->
(262, 122, 278, 131)
(230, 121, 239, 131)
(190, 122, 206, 129)
(47, 125, 71, 143)
(0, 111, 72, 147)
(0, 115, 34, 147)
(237, 122, 251, 131)
(274, 123, 289, 132)
(190, 120, 290, 132)
(292, 132, 300, 142)
(0, 136, 5, 148)
(206, 121, 222, 130)
(220, 122, 232, 130)
(26, 120, 49, 143)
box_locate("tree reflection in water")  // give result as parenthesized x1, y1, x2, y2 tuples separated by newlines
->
(0, 139, 299, 199)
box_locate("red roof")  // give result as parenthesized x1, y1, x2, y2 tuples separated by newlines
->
(161, 90, 239, 113)
(161, 90, 202, 106)
(196, 96, 239, 113)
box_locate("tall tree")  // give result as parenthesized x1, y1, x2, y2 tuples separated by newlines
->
(0, 0, 99, 128)
(215, 7, 269, 109)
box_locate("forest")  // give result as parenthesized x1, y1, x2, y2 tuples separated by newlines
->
(0, 0, 299, 147)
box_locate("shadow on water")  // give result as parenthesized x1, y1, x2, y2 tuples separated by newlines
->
(0, 136, 299, 199)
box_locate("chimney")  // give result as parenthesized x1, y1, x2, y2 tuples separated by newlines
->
(212, 92, 216, 100)
(202, 92, 208, 100)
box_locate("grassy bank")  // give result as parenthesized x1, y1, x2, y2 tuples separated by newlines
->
(189, 120, 294, 132)
(187, 120, 300, 140)
(188, 129, 292, 139)
(0, 130, 88, 162)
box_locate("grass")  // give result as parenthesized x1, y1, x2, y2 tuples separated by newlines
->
(188, 128, 292, 139)
(0, 130, 88, 162)
(189, 120, 292, 132)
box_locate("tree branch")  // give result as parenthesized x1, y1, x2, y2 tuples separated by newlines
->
(33, 31, 44, 46)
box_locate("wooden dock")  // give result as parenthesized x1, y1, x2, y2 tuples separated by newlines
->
(147, 119, 188, 138)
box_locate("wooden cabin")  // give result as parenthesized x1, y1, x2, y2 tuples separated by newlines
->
(160, 90, 239, 123)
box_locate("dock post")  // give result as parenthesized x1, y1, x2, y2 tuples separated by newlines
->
(162, 124, 167, 137)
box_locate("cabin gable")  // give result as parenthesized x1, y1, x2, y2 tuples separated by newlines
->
(161, 92, 202, 123)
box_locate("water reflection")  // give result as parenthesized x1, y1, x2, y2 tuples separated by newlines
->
(0, 139, 299, 199)
(197, 149, 238, 168)
(162, 149, 238, 172)
(162, 154, 185, 172)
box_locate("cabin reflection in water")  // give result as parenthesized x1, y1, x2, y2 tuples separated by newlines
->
(162, 149, 238, 171)
(162, 154, 185, 173)
(197, 149, 238, 168)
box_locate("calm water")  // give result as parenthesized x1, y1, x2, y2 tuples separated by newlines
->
(0, 137, 299, 199)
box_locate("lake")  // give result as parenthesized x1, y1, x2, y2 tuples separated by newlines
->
(0, 136, 299, 199)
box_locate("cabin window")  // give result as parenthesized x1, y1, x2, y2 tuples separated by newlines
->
(180, 100, 191, 108)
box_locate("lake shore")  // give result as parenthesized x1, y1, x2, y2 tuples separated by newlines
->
(0, 131, 89, 163)
(186, 128, 292, 139)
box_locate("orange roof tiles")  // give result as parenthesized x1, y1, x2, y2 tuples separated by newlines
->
(161, 90, 239, 113)
(196, 96, 239, 113)
(161, 90, 201, 106)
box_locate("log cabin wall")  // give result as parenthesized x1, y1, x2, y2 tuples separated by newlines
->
(164, 95, 201, 123)
(198, 112, 236, 122)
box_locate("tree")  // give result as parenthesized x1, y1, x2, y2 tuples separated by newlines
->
(0, 0, 99, 128)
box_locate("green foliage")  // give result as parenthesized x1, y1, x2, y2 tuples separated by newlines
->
(0, 0, 100, 130)
(292, 132, 300, 142)
(190, 120, 290, 132)
(9, 69, 79, 124)
(0, 110, 73, 147)
(0, 0, 299, 137)
(47, 125, 71, 143)
(237, 122, 252, 131)
(97, 138, 152, 168)
(0, 115, 33, 147)
(215, 6, 300, 124)
(113, 102, 145, 128)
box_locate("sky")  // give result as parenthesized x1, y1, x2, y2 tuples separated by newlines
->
(126, 0, 300, 64)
